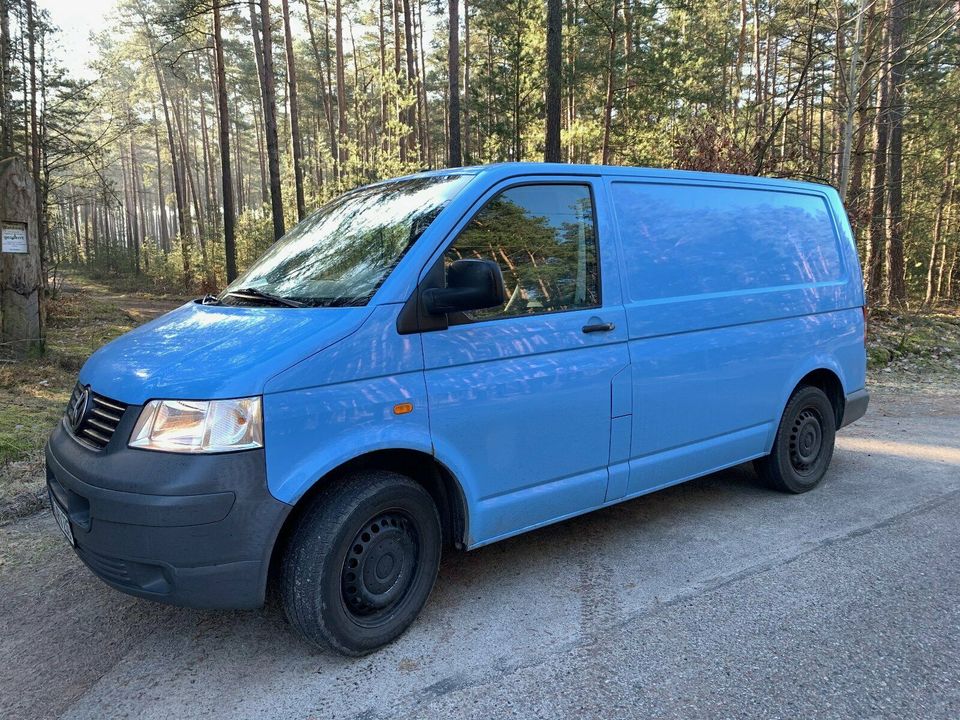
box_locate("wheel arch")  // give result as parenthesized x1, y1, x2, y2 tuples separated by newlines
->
(267, 449, 469, 590)
(778, 363, 846, 429)
(794, 368, 845, 428)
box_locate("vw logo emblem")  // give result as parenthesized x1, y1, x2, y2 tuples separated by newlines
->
(68, 387, 90, 431)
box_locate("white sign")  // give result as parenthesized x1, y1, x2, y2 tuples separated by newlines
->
(2, 224, 28, 254)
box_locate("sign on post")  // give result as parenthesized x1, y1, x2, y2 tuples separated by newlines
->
(2, 222, 28, 254)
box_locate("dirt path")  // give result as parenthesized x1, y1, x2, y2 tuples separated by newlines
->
(59, 282, 187, 323)
(1, 383, 958, 719)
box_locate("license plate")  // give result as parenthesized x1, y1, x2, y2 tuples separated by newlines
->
(50, 493, 75, 546)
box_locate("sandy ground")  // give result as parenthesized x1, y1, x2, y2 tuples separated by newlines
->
(1, 381, 958, 719)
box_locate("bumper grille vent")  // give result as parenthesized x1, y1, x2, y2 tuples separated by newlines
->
(67, 384, 128, 450)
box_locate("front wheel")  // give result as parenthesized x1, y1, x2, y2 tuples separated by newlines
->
(280, 471, 442, 655)
(754, 385, 837, 494)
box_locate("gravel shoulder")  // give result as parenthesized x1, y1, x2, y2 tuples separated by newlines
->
(1, 381, 958, 720)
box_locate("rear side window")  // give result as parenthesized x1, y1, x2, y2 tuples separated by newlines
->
(611, 182, 843, 302)
(445, 184, 600, 321)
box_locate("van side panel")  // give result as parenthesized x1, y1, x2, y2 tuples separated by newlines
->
(623, 310, 862, 497)
(608, 178, 864, 498)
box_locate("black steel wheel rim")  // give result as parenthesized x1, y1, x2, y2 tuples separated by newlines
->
(340, 510, 420, 625)
(789, 407, 823, 475)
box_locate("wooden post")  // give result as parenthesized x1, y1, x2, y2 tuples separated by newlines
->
(0, 157, 43, 356)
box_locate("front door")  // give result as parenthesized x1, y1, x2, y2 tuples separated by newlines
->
(420, 180, 630, 546)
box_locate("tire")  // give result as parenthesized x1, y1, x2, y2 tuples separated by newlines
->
(280, 471, 442, 655)
(754, 385, 837, 494)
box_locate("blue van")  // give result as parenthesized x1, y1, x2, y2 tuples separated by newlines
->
(46, 163, 868, 654)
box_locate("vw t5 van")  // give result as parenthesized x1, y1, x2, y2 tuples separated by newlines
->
(46, 163, 868, 655)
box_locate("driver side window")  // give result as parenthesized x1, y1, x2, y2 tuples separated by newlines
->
(445, 183, 600, 321)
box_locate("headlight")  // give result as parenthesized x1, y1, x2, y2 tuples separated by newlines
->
(129, 397, 263, 453)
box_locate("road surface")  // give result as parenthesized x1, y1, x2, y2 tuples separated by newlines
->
(1, 380, 958, 719)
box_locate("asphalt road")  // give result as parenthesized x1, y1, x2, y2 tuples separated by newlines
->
(1, 381, 958, 720)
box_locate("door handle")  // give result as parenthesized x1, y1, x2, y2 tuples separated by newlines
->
(582, 322, 615, 334)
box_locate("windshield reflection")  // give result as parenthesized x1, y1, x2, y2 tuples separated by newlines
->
(222, 174, 471, 307)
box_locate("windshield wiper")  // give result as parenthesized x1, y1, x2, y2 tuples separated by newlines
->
(224, 287, 305, 308)
(199, 294, 221, 305)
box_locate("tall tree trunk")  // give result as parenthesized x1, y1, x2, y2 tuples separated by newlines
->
(601, 0, 619, 165)
(70, 195, 81, 262)
(447, 0, 462, 167)
(253, 109, 268, 205)
(303, 0, 338, 174)
(544, 0, 562, 163)
(847, 0, 881, 232)
(734, 0, 747, 120)
(512, 0, 522, 160)
(151, 105, 169, 252)
(347, 18, 366, 177)
(463, 0, 471, 163)
(248, 0, 270, 206)
(144, 16, 190, 286)
(937, 184, 957, 300)
(128, 128, 145, 274)
(282, 0, 306, 220)
(120, 147, 135, 268)
(334, 0, 349, 173)
(26, 0, 42, 263)
(394, 0, 405, 163)
(838, 0, 869, 200)
(416, 0, 429, 164)
(260, 0, 286, 240)
(566, 0, 576, 161)
(133, 143, 149, 271)
(864, 14, 890, 306)
(214, 0, 238, 282)
(232, 92, 245, 210)
(173, 91, 209, 276)
(197, 61, 217, 239)
(946, 241, 958, 301)
(378, 0, 388, 153)
(0, 0, 12, 155)
(402, 0, 417, 160)
(884, 0, 906, 304)
(925, 152, 953, 305)
(752, 0, 762, 140)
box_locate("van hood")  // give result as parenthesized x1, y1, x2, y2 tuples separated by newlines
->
(78, 301, 371, 405)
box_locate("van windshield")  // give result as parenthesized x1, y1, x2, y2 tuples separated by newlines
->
(222, 174, 471, 307)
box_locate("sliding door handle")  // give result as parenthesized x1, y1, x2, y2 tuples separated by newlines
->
(582, 322, 615, 334)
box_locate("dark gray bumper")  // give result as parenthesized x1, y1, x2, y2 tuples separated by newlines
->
(45, 418, 291, 609)
(840, 387, 870, 428)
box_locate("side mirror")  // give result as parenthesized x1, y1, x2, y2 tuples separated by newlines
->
(423, 259, 506, 315)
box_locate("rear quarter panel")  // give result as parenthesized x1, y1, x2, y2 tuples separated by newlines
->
(604, 174, 865, 496)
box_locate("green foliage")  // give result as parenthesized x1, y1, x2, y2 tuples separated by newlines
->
(23, 0, 960, 306)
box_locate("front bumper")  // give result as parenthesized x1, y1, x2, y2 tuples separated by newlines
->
(45, 417, 291, 609)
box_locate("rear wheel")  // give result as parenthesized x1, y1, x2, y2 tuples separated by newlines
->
(280, 471, 441, 655)
(754, 385, 836, 494)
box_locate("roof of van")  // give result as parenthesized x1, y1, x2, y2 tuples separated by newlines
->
(399, 162, 837, 195)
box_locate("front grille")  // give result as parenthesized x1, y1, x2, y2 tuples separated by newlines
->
(67, 384, 128, 450)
